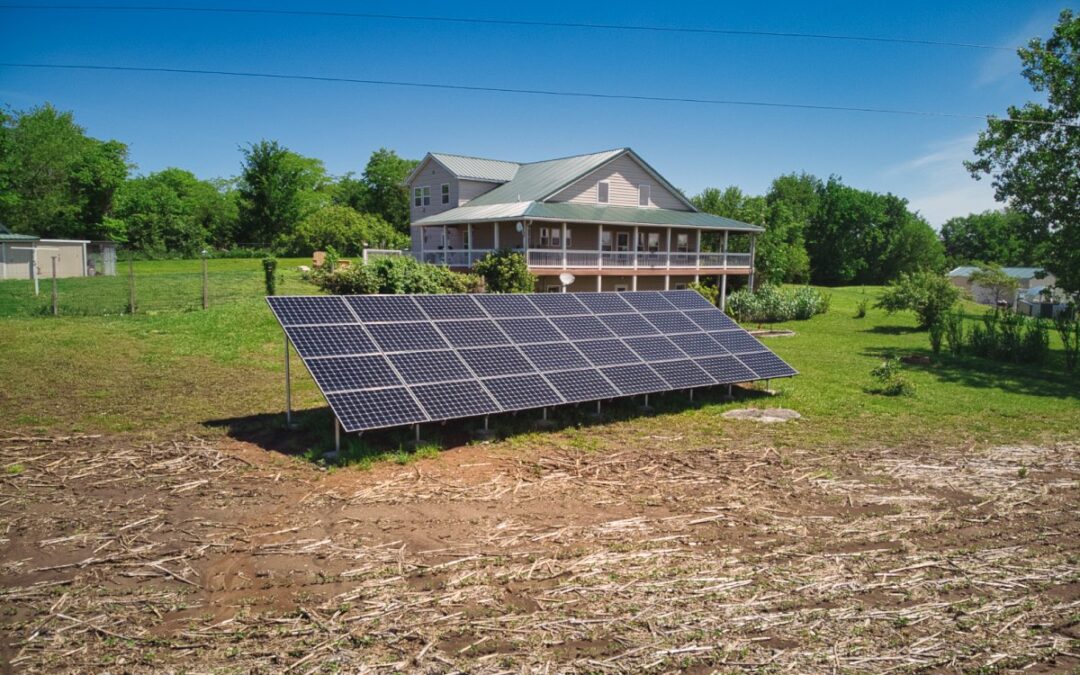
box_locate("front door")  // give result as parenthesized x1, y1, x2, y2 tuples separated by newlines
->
(616, 232, 630, 251)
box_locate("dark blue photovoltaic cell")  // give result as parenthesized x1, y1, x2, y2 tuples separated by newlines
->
(660, 289, 715, 310)
(366, 322, 448, 352)
(574, 292, 634, 314)
(544, 369, 618, 402)
(269, 296, 354, 326)
(621, 291, 676, 312)
(709, 330, 766, 355)
(473, 294, 541, 317)
(669, 332, 730, 358)
(389, 350, 470, 384)
(411, 381, 499, 420)
(684, 309, 739, 331)
(575, 339, 641, 366)
(437, 320, 509, 347)
(695, 355, 757, 384)
(601, 364, 668, 395)
(285, 325, 376, 358)
(650, 359, 715, 388)
(328, 388, 427, 432)
(624, 335, 686, 361)
(344, 295, 425, 322)
(737, 351, 798, 379)
(306, 355, 401, 392)
(496, 317, 564, 343)
(458, 346, 535, 377)
(527, 293, 589, 316)
(643, 311, 701, 334)
(483, 374, 563, 410)
(520, 342, 589, 372)
(415, 294, 486, 320)
(551, 315, 615, 340)
(598, 313, 660, 336)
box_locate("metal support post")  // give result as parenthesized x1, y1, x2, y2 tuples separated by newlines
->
(689, 389, 694, 402)
(284, 334, 294, 428)
(31, 250, 39, 296)
(201, 251, 209, 310)
(128, 251, 136, 314)
(50, 256, 58, 316)
(334, 416, 341, 454)
(414, 424, 421, 444)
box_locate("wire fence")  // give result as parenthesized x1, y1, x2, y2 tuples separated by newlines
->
(0, 252, 313, 318)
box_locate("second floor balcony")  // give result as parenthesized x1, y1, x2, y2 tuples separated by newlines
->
(415, 248, 752, 270)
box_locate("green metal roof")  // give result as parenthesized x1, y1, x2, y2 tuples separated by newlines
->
(466, 149, 626, 206)
(428, 153, 520, 182)
(413, 200, 764, 232)
(948, 266, 1047, 280)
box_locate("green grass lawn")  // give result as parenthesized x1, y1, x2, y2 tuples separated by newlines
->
(0, 263, 1076, 458)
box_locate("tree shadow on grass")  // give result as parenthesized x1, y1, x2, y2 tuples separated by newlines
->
(203, 383, 782, 463)
(863, 346, 1079, 400)
(864, 325, 923, 335)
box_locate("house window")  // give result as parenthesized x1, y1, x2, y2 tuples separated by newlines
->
(601, 231, 613, 251)
(674, 282, 687, 290)
(638, 232, 660, 252)
(676, 233, 689, 252)
(564, 225, 572, 249)
(413, 186, 430, 207)
(546, 285, 561, 293)
(597, 181, 610, 204)
(538, 227, 549, 248)
(639, 184, 651, 207)
(614, 283, 629, 292)
(441, 184, 450, 205)
(616, 232, 630, 252)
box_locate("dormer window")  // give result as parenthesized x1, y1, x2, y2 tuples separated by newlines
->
(597, 181, 610, 204)
(413, 186, 430, 207)
(638, 184, 651, 207)
(441, 184, 450, 205)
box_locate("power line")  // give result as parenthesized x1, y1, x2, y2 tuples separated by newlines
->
(0, 4, 1020, 52)
(4, 62, 1076, 129)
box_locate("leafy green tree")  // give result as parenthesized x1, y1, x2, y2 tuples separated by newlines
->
(279, 204, 407, 256)
(108, 168, 236, 255)
(235, 140, 329, 245)
(332, 172, 369, 212)
(939, 209, 1048, 267)
(876, 270, 962, 329)
(0, 103, 129, 239)
(360, 148, 418, 233)
(472, 250, 536, 293)
(761, 173, 820, 283)
(969, 265, 1021, 306)
(966, 9, 1080, 294)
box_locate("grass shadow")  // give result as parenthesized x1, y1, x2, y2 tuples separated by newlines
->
(863, 325, 923, 335)
(862, 346, 1079, 400)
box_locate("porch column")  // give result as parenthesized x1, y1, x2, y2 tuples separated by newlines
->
(493, 222, 500, 250)
(696, 229, 702, 270)
(561, 222, 568, 270)
(632, 274, 638, 291)
(664, 274, 670, 290)
(442, 225, 448, 266)
(666, 227, 672, 270)
(720, 273, 728, 311)
(748, 234, 757, 290)
(597, 224, 604, 270)
(723, 231, 729, 269)
(419, 226, 425, 261)
(596, 275, 602, 291)
(467, 223, 473, 266)
(632, 226, 639, 270)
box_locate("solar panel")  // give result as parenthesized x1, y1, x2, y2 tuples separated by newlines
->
(367, 322, 448, 352)
(544, 369, 618, 402)
(483, 374, 563, 410)
(306, 355, 401, 392)
(411, 381, 499, 420)
(269, 296, 354, 325)
(389, 350, 470, 384)
(520, 342, 590, 372)
(284, 325, 376, 358)
(345, 295, 425, 322)
(497, 317, 564, 343)
(268, 290, 796, 432)
(415, 294, 486, 320)
(601, 363, 668, 395)
(436, 320, 509, 348)
(458, 346, 535, 377)
(328, 388, 427, 432)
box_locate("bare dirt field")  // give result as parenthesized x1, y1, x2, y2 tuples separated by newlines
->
(1, 431, 1078, 673)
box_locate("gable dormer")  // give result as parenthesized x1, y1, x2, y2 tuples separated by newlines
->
(546, 151, 693, 211)
(406, 153, 518, 222)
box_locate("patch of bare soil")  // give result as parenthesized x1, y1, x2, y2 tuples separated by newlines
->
(1, 432, 1077, 673)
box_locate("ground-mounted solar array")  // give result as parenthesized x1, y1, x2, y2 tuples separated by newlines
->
(268, 291, 798, 432)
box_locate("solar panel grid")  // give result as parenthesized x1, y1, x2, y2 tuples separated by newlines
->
(267, 291, 796, 432)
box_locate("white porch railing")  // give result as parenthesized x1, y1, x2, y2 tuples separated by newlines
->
(419, 249, 496, 267)
(362, 248, 407, 263)
(527, 249, 752, 270)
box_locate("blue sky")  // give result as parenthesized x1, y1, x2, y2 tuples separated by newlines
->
(0, 0, 1073, 226)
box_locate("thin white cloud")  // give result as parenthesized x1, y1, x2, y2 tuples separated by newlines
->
(885, 134, 1001, 227)
(975, 10, 1056, 88)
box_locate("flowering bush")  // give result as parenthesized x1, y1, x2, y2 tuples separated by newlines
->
(726, 284, 829, 323)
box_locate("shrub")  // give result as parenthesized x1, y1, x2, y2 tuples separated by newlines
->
(688, 281, 718, 306)
(276, 205, 407, 256)
(943, 310, 965, 356)
(1055, 309, 1079, 372)
(967, 310, 1050, 364)
(726, 284, 829, 323)
(869, 357, 915, 397)
(928, 320, 944, 355)
(876, 270, 962, 329)
(316, 255, 481, 295)
(262, 257, 278, 296)
(471, 250, 535, 293)
(854, 298, 869, 319)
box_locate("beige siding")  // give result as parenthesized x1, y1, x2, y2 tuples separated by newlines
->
(408, 158, 457, 222)
(549, 155, 690, 210)
(1, 241, 85, 279)
(458, 180, 497, 205)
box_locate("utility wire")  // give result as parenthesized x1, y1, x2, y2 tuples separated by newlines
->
(3, 62, 1076, 129)
(0, 4, 1021, 52)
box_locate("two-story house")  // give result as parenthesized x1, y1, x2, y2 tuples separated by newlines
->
(405, 148, 761, 303)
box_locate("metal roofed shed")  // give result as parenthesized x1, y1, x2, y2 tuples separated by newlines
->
(267, 290, 797, 452)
